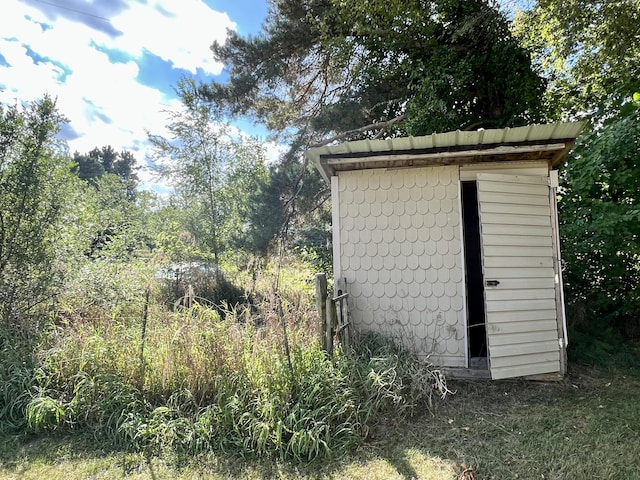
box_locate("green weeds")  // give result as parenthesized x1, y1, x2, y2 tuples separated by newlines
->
(0, 266, 446, 461)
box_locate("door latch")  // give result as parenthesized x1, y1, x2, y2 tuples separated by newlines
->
(486, 280, 500, 287)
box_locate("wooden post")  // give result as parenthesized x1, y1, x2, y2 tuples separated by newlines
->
(335, 277, 350, 352)
(315, 273, 328, 350)
(325, 295, 335, 356)
(139, 286, 150, 387)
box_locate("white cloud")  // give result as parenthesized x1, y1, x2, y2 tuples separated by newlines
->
(110, 1, 235, 75)
(0, 1, 238, 193)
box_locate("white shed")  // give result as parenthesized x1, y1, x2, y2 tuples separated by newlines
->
(306, 122, 585, 380)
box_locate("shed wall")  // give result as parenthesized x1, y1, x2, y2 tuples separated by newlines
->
(335, 166, 466, 366)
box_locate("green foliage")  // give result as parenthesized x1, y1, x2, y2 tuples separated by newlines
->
(0, 328, 36, 434)
(204, 0, 547, 255)
(58, 256, 154, 320)
(568, 323, 639, 370)
(72, 146, 139, 200)
(241, 157, 332, 258)
(149, 78, 268, 267)
(26, 394, 66, 432)
(0, 95, 75, 328)
(154, 266, 247, 314)
(516, 1, 640, 349)
(208, 0, 546, 140)
(515, 0, 640, 117)
(560, 93, 640, 339)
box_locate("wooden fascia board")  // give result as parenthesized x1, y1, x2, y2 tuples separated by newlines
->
(320, 142, 567, 173)
(549, 140, 576, 168)
(317, 163, 333, 183)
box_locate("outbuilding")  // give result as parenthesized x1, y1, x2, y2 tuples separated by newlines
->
(306, 122, 585, 379)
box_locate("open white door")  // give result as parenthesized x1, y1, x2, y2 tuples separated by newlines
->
(476, 173, 561, 379)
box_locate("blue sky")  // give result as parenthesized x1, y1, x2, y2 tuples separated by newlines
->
(0, 0, 272, 190)
(1, 0, 527, 191)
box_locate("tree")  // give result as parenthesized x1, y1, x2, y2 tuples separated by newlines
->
(514, 0, 640, 118)
(0, 96, 74, 327)
(515, 1, 640, 340)
(72, 146, 140, 200)
(207, 0, 546, 144)
(560, 94, 640, 338)
(148, 78, 268, 270)
(201, 0, 547, 256)
(82, 174, 151, 258)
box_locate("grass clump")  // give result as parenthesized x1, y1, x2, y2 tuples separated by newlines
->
(0, 272, 448, 462)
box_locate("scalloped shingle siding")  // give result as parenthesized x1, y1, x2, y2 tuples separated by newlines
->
(337, 166, 466, 366)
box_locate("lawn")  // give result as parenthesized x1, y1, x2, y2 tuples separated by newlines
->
(1, 363, 638, 480)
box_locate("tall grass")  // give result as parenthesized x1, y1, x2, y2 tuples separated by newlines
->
(0, 328, 36, 434)
(0, 257, 448, 461)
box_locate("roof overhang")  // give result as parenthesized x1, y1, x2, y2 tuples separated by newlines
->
(306, 122, 586, 183)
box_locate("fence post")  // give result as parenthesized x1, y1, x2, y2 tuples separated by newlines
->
(335, 277, 350, 352)
(325, 295, 336, 356)
(315, 273, 328, 350)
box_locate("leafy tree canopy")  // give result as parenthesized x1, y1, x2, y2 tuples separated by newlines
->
(515, 0, 640, 339)
(560, 94, 640, 337)
(206, 0, 547, 147)
(72, 146, 140, 200)
(515, 0, 640, 118)
(0, 95, 75, 327)
(149, 79, 268, 268)
(199, 0, 549, 257)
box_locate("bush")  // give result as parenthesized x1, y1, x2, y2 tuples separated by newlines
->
(154, 264, 246, 312)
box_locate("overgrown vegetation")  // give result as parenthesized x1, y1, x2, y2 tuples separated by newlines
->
(516, 0, 640, 350)
(0, 257, 448, 462)
(0, 96, 74, 329)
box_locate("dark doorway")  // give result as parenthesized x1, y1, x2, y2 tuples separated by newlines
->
(461, 181, 487, 367)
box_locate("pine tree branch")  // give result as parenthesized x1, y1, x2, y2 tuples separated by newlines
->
(310, 114, 406, 148)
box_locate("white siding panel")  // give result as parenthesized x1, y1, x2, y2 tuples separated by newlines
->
(485, 288, 556, 301)
(480, 212, 551, 226)
(483, 245, 553, 258)
(490, 351, 560, 368)
(481, 223, 552, 237)
(478, 173, 549, 186)
(487, 319, 558, 334)
(478, 182, 549, 196)
(484, 256, 553, 268)
(491, 340, 559, 358)
(337, 167, 466, 367)
(477, 173, 561, 380)
(481, 203, 551, 216)
(482, 234, 552, 247)
(485, 298, 557, 313)
(482, 277, 557, 290)
(488, 309, 558, 323)
(459, 162, 549, 181)
(482, 267, 553, 278)
(490, 361, 561, 380)
(488, 330, 558, 346)
(479, 191, 549, 206)
(331, 176, 342, 278)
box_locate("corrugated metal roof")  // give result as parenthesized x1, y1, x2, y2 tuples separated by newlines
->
(306, 122, 586, 183)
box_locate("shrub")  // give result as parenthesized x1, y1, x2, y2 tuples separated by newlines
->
(154, 264, 246, 313)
